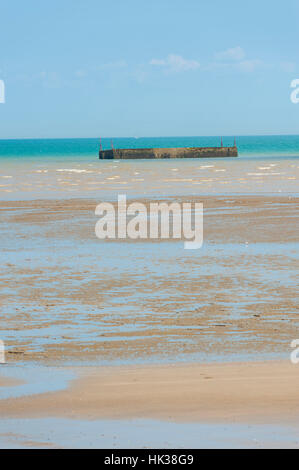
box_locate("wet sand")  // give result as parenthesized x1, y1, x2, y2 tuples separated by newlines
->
(0, 376, 22, 388)
(1, 416, 298, 449)
(1, 360, 299, 425)
(1, 193, 298, 447)
(1, 360, 299, 448)
(0, 195, 298, 365)
(1, 140, 299, 448)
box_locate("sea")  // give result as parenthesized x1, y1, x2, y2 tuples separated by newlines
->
(0, 135, 298, 367)
(0, 135, 298, 200)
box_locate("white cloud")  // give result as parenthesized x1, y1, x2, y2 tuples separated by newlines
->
(215, 46, 245, 62)
(150, 54, 200, 73)
(237, 59, 263, 72)
(213, 47, 264, 73)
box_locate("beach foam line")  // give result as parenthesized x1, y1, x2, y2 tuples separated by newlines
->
(247, 172, 284, 176)
(56, 169, 93, 173)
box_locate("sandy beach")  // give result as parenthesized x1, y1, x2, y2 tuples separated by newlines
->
(1, 360, 299, 423)
(1, 0, 299, 450)
(0, 153, 298, 448)
(0, 194, 298, 447)
(0, 194, 298, 365)
(1, 360, 299, 448)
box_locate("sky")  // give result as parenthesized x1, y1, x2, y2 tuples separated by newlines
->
(0, 0, 299, 139)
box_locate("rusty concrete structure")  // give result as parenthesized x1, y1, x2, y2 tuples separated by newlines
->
(99, 144, 238, 160)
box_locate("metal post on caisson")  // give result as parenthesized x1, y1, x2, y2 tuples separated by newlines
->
(111, 139, 115, 156)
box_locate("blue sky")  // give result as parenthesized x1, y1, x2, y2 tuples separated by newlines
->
(0, 0, 298, 139)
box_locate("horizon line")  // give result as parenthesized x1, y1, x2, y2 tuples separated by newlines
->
(0, 133, 299, 141)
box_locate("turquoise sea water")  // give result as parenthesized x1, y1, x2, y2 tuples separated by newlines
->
(0, 135, 298, 200)
(0, 135, 299, 161)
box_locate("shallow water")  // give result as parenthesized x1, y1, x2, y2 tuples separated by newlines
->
(0, 137, 298, 448)
(0, 417, 298, 449)
(0, 136, 298, 200)
(0, 365, 74, 400)
(0, 137, 298, 366)
(0, 197, 298, 366)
